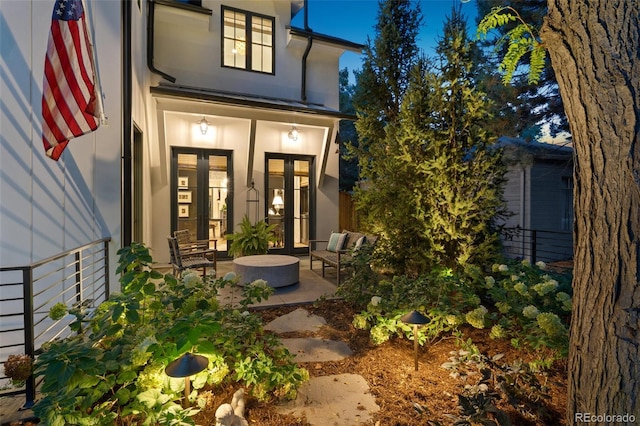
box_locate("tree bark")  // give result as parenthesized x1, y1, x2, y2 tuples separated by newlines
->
(540, 1, 640, 424)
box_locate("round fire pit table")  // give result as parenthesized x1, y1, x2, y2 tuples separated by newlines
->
(232, 254, 300, 288)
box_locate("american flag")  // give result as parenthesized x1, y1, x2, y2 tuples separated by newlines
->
(42, 0, 101, 161)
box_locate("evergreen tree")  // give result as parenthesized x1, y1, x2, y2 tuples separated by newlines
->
(394, 6, 507, 270)
(351, 2, 506, 274)
(349, 0, 423, 272)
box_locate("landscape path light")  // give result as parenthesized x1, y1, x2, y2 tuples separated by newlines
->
(400, 310, 430, 371)
(165, 352, 209, 407)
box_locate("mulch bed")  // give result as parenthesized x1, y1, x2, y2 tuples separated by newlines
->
(194, 299, 567, 425)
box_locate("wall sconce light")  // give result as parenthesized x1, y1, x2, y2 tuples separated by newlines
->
(199, 117, 209, 135)
(271, 189, 284, 215)
(400, 310, 430, 371)
(165, 352, 209, 407)
(288, 125, 299, 141)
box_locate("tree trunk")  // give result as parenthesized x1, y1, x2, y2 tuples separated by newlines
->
(540, 1, 640, 424)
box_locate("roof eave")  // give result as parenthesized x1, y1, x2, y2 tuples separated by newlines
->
(150, 84, 356, 120)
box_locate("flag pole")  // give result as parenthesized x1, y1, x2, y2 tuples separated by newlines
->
(80, 0, 107, 126)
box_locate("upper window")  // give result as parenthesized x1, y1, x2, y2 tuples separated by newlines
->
(222, 6, 274, 74)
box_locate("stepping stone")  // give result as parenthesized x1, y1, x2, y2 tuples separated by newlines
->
(265, 308, 326, 333)
(277, 373, 380, 425)
(280, 338, 352, 363)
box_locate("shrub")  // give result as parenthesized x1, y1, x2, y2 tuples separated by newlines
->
(341, 258, 485, 346)
(482, 259, 571, 356)
(33, 243, 307, 425)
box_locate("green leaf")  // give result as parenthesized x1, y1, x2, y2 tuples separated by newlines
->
(125, 308, 140, 324)
(112, 304, 125, 322)
(137, 388, 170, 409)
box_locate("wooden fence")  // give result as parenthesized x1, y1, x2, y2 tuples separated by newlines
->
(339, 191, 360, 231)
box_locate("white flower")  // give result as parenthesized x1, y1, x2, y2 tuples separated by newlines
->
(535, 261, 547, 270)
(182, 272, 202, 288)
(484, 276, 495, 288)
(370, 296, 382, 306)
(522, 305, 540, 319)
(249, 279, 269, 289)
(498, 264, 509, 272)
(223, 272, 237, 281)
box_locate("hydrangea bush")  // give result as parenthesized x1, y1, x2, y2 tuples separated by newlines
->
(341, 246, 571, 360)
(483, 260, 571, 356)
(33, 243, 308, 426)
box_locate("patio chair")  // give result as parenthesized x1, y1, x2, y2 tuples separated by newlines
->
(168, 236, 216, 278)
(174, 229, 217, 264)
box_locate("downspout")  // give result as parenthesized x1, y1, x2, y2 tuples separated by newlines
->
(123, 0, 133, 246)
(147, 0, 176, 83)
(301, 0, 312, 101)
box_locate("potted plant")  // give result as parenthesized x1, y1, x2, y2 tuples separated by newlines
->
(226, 215, 277, 257)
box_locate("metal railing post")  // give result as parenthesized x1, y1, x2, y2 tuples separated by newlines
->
(75, 251, 82, 305)
(22, 267, 35, 408)
(104, 240, 110, 296)
(531, 230, 537, 264)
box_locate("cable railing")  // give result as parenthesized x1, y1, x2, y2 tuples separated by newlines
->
(0, 238, 111, 408)
(500, 226, 573, 263)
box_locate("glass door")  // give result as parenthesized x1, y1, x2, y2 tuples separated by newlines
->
(266, 155, 314, 254)
(172, 148, 233, 254)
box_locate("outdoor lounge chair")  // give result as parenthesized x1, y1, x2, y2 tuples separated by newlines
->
(168, 236, 216, 278)
(309, 230, 377, 285)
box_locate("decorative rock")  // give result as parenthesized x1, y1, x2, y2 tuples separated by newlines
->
(279, 337, 353, 363)
(277, 373, 380, 425)
(264, 308, 326, 333)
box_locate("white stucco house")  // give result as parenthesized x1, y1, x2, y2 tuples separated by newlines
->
(1, 0, 362, 281)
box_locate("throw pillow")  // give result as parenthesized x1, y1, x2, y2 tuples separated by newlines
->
(353, 236, 366, 252)
(327, 232, 347, 252)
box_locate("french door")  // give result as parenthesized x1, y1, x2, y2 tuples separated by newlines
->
(171, 148, 233, 254)
(265, 154, 314, 254)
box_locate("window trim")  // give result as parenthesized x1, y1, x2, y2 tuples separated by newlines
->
(221, 5, 275, 75)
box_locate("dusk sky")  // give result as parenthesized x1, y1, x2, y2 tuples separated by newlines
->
(291, 0, 479, 77)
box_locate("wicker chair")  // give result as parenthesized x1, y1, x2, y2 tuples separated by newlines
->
(168, 236, 216, 277)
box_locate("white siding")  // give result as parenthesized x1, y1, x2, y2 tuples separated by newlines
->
(0, 1, 123, 285)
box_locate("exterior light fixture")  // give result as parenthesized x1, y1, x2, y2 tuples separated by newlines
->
(288, 125, 299, 141)
(400, 310, 430, 371)
(271, 189, 284, 215)
(165, 352, 209, 407)
(199, 117, 209, 135)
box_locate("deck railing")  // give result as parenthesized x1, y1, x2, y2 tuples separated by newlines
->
(0, 238, 111, 407)
(500, 226, 573, 263)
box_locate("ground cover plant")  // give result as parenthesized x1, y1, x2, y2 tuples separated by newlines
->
(333, 247, 571, 425)
(339, 248, 571, 364)
(32, 243, 307, 425)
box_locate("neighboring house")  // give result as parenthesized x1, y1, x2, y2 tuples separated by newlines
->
(0, 0, 362, 282)
(497, 137, 574, 262)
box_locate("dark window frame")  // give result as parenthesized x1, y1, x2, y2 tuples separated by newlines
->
(221, 5, 275, 75)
